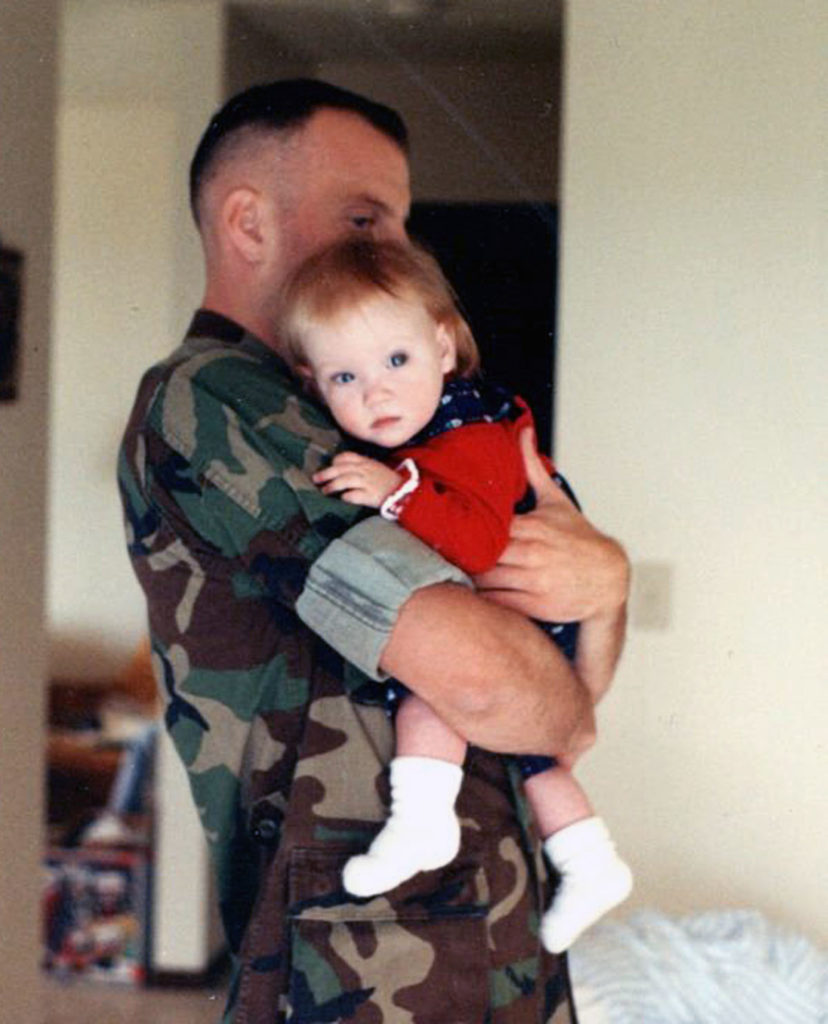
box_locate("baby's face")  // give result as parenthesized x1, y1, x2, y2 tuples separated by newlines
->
(300, 291, 456, 448)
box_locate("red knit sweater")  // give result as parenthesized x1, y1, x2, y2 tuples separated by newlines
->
(392, 401, 550, 575)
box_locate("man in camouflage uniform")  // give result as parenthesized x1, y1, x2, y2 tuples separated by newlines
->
(119, 80, 629, 1023)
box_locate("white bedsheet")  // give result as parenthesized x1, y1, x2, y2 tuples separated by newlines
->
(569, 909, 828, 1024)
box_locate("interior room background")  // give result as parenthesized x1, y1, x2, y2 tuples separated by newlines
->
(1, 1, 825, 1018)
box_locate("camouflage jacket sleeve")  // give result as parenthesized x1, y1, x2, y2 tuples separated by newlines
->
(296, 516, 472, 680)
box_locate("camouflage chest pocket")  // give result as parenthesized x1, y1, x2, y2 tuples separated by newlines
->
(286, 846, 491, 1024)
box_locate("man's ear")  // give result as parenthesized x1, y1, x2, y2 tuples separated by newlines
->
(222, 187, 271, 264)
(436, 321, 458, 375)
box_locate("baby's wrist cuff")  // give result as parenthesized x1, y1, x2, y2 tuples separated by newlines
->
(380, 458, 420, 521)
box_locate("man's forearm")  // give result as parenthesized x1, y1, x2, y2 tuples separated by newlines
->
(575, 602, 628, 704)
(380, 583, 594, 757)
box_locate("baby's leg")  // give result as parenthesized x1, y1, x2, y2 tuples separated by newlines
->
(525, 766, 632, 953)
(394, 690, 467, 763)
(342, 694, 466, 897)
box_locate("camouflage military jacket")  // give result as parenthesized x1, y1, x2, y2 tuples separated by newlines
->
(119, 311, 576, 1023)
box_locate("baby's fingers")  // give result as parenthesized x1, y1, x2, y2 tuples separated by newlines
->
(320, 481, 378, 508)
(312, 464, 344, 485)
(313, 452, 371, 485)
(331, 451, 370, 468)
(316, 470, 366, 496)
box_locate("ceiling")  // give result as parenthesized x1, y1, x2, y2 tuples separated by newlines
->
(235, 0, 562, 63)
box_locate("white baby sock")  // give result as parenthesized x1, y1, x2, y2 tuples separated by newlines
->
(342, 756, 463, 897)
(540, 816, 633, 953)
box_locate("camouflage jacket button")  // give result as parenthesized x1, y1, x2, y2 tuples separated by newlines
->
(251, 816, 279, 845)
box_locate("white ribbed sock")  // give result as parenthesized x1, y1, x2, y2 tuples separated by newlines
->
(342, 756, 463, 897)
(540, 816, 633, 953)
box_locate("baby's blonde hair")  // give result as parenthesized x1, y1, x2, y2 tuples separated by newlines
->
(280, 237, 480, 377)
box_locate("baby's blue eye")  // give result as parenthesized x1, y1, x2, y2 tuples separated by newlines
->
(331, 371, 355, 385)
(388, 351, 408, 368)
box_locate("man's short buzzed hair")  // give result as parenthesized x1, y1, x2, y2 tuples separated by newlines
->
(189, 78, 409, 226)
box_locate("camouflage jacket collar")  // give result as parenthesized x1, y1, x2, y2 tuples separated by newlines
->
(188, 308, 292, 376)
(188, 308, 246, 344)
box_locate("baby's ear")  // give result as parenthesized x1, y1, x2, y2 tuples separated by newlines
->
(295, 363, 321, 398)
(436, 322, 457, 374)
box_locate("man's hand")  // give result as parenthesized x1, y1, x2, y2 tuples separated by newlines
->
(313, 452, 402, 508)
(473, 428, 630, 623)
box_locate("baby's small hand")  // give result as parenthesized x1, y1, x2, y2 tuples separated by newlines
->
(313, 452, 402, 508)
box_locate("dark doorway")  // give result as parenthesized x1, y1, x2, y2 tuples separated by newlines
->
(408, 203, 558, 454)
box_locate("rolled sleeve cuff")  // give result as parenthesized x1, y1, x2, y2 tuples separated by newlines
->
(296, 517, 471, 681)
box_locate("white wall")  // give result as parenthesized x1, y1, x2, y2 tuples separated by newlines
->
(51, 0, 226, 973)
(50, 101, 178, 673)
(558, 0, 828, 947)
(0, 1, 58, 1017)
(50, 0, 223, 679)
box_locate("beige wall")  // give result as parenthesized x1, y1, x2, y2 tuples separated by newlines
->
(48, 2, 223, 679)
(50, 101, 179, 673)
(557, 0, 828, 946)
(50, 0, 224, 680)
(0, 1, 58, 1016)
(51, 0, 226, 973)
